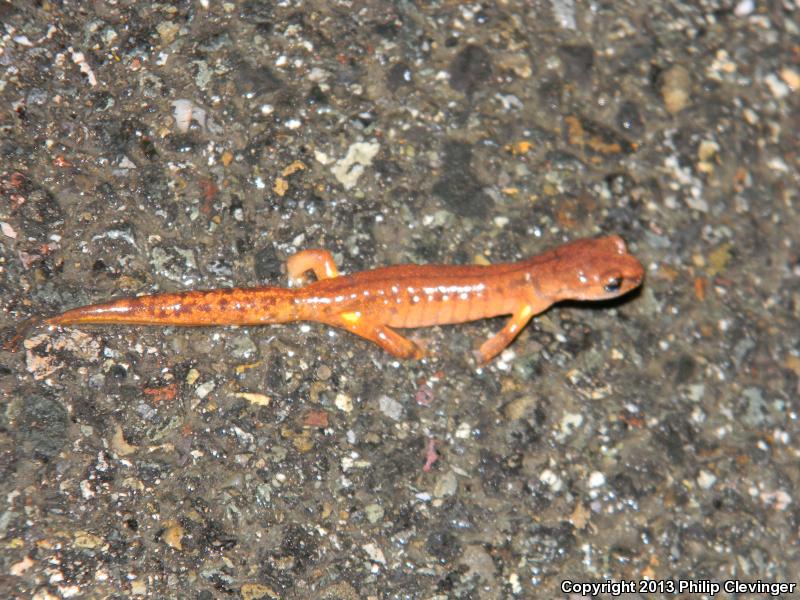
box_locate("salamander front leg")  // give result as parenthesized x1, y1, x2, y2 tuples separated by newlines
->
(286, 249, 340, 285)
(477, 303, 540, 364)
(335, 315, 424, 359)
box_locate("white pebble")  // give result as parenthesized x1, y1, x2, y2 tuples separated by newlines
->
(734, 0, 754, 16)
(588, 471, 606, 488)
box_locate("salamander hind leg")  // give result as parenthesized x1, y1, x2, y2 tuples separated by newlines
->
(286, 249, 340, 285)
(477, 303, 541, 365)
(334, 314, 423, 359)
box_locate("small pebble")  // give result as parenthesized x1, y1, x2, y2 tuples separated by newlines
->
(335, 393, 353, 413)
(588, 471, 606, 488)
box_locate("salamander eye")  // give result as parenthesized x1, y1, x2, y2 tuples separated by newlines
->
(604, 277, 623, 294)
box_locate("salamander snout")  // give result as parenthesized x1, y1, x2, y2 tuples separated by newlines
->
(553, 236, 645, 301)
(596, 254, 645, 299)
(600, 267, 643, 297)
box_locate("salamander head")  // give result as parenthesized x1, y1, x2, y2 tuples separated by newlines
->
(545, 235, 645, 302)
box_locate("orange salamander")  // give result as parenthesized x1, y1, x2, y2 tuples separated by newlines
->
(18, 236, 644, 363)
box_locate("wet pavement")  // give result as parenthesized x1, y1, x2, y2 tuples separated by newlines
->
(1, 1, 798, 598)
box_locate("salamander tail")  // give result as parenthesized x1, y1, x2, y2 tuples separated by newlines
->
(1, 316, 44, 352)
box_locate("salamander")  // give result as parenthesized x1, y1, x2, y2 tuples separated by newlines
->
(12, 235, 644, 363)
